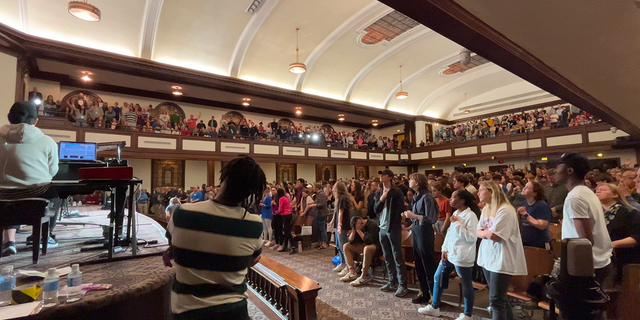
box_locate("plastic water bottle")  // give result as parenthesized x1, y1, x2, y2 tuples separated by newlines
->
(2, 266, 14, 289)
(66, 264, 83, 303)
(7, 266, 15, 289)
(0, 275, 11, 307)
(42, 268, 59, 307)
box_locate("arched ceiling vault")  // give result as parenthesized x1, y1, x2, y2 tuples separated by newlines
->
(0, 0, 563, 122)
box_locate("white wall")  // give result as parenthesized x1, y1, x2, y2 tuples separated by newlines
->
(297, 163, 316, 183)
(185, 160, 208, 189)
(128, 158, 152, 190)
(389, 166, 408, 176)
(369, 166, 385, 179)
(0, 52, 17, 126)
(373, 124, 404, 138)
(337, 165, 354, 180)
(415, 120, 427, 144)
(258, 162, 276, 184)
(29, 79, 366, 133)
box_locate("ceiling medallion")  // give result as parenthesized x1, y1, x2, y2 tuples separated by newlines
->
(68, 1, 101, 22)
(289, 28, 306, 74)
(395, 65, 408, 99)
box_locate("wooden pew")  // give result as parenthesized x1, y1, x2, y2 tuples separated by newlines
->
(247, 256, 322, 320)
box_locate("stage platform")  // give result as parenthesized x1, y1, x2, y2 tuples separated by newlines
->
(0, 205, 169, 269)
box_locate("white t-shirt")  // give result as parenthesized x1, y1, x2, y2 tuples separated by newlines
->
(441, 207, 479, 267)
(562, 185, 612, 269)
(477, 205, 528, 275)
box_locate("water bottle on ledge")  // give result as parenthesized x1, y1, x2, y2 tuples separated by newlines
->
(0, 271, 11, 307)
(42, 268, 59, 307)
(66, 264, 83, 303)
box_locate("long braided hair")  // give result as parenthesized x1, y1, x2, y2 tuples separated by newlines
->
(218, 155, 267, 217)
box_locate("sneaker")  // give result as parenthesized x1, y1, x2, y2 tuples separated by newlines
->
(42, 236, 58, 248)
(340, 272, 358, 282)
(332, 264, 346, 272)
(418, 305, 440, 316)
(380, 282, 398, 292)
(394, 285, 409, 297)
(289, 248, 297, 255)
(337, 267, 350, 277)
(350, 276, 372, 287)
(455, 313, 473, 320)
(1, 241, 17, 257)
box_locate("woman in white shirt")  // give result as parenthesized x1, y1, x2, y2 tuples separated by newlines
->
(476, 181, 527, 320)
(418, 190, 480, 320)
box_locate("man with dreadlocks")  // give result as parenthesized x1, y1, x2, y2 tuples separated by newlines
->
(163, 155, 267, 320)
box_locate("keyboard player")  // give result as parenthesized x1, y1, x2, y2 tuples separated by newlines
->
(0, 101, 59, 256)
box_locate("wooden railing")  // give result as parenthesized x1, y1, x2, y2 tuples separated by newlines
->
(246, 256, 321, 320)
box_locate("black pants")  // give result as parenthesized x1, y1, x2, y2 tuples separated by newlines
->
(4, 186, 59, 234)
(272, 215, 283, 245)
(412, 223, 437, 298)
(282, 214, 293, 249)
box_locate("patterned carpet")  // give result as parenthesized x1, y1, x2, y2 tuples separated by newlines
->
(260, 246, 493, 320)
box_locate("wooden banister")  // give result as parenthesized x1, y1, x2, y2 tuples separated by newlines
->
(247, 256, 321, 320)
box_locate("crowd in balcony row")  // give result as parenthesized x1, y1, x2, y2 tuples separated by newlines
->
(431, 104, 597, 144)
(32, 90, 407, 152)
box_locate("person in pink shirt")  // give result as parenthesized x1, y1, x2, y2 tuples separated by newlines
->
(275, 188, 293, 253)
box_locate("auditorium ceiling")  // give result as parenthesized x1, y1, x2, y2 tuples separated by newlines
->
(0, 0, 561, 122)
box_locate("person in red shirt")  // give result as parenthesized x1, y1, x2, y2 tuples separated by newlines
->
(185, 112, 201, 133)
(432, 182, 452, 234)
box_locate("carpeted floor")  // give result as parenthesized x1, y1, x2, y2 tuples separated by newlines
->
(0, 205, 169, 270)
(260, 246, 494, 320)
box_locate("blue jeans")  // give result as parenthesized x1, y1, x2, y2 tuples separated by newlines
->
(432, 260, 474, 317)
(316, 215, 328, 243)
(379, 228, 407, 286)
(336, 228, 349, 265)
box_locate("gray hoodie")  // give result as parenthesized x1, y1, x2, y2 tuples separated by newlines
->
(0, 124, 58, 187)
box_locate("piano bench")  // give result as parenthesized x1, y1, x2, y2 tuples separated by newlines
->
(0, 199, 51, 264)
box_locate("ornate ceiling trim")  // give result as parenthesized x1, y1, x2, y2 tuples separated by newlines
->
(380, 0, 640, 136)
(228, 0, 280, 77)
(294, 1, 385, 91)
(139, 0, 164, 59)
(382, 51, 460, 110)
(415, 63, 501, 116)
(343, 27, 434, 101)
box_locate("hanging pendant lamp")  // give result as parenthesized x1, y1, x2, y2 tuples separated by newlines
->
(68, 1, 101, 22)
(395, 65, 408, 99)
(289, 28, 306, 74)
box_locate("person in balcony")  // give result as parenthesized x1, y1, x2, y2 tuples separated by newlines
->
(104, 105, 116, 129)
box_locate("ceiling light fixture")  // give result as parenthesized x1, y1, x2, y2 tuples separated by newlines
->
(596, 153, 604, 157)
(395, 65, 408, 99)
(68, 1, 101, 22)
(80, 71, 92, 81)
(289, 28, 306, 74)
(338, 114, 345, 121)
(372, 120, 379, 127)
(171, 85, 183, 96)
(463, 110, 470, 114)
(295, 107, 302, 115)
(242, 98, 251, 106)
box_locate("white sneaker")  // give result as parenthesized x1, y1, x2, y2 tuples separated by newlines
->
(332, 264, 346, 272)
(417, 305, 440, 316)
(455, 313, 473, 320)
(350, 276, 372, 287)
(338, 267, 350, 277)
(340, 272, 358, 282)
